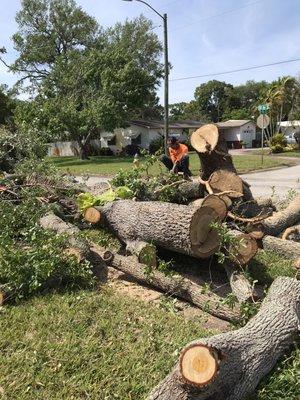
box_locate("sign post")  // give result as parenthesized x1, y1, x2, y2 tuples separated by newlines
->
(257, 105, 270, 164)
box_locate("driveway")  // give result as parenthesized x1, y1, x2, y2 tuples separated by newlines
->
(241, 164, 300, 198)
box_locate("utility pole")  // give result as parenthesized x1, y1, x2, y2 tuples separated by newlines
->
(163, 13, 169, 154)
(122, 0, 169, 154)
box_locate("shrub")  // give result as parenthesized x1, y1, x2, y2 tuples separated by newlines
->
(124, 144, 141, 156)
(269, 133, 287, 147)
(97, 147, 114, 156)
(270, 144, 284, 153)
(149, 136, 163, 154)
(0, 125, 46, 172)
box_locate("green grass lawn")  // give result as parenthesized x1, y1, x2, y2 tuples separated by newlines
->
(0, 250, 298, 400)
(48, 153, 291, 176)
(275, 150, 300, 157)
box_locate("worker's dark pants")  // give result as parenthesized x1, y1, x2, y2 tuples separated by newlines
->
(160, 154, 192, 176)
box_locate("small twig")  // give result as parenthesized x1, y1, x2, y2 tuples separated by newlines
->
(153, 179, 186, 195)
(199, 177, 213, 194)
(227, 211, 270, 224)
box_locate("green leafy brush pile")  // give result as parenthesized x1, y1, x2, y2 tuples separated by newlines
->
(0, 162, 95, 303)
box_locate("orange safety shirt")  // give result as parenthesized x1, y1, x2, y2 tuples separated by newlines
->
(169, 143, 188, 163)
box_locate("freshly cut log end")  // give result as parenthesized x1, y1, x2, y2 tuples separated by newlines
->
(209, 170, 243, 198)
(190, 124, 219, 153)
(190, 195, 227, 221)
(147, 277, 300, 400)
(190, 206, 220, 258)
(180, 344, 218, 386)
(229, 230, 258, 265)
(126, 241, 157, 267)
(84, 206, 101, 224)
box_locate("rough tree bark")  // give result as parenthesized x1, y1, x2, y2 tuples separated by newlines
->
(262, 195, 300, 236)
(262, 235, 300, 261)
(101, 200, 222, 259)
(223, 263, 258, 303)
(148, 276, 300, 400)
(39, 212, 240, 322)
(92, 245, 241, 322)
(190, 126, 254, 202)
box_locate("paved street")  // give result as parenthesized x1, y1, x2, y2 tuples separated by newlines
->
(241, 164, 300, 198)
(76, 164, 300, 198)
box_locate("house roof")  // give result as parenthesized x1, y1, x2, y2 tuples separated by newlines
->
(129, 119, 204, 129)
(217, 120, 253, 129)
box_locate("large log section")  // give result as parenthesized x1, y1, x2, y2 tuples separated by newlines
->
(101, 200, 222, 259)
(190, 124, 254, 201)
(39, 212, 241, 322)
(148, 276, 300, 400)
(262, 195, 300, 236)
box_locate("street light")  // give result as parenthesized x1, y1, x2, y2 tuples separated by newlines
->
(122, 0, 169, 154)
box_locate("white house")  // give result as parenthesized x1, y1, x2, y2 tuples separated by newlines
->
(48, 120, 204, 156)
(216, 120, 256, 148)
(278, 121, 300, 144)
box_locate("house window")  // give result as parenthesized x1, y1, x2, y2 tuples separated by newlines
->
(108, 136, 116, 145)
(132, 134, 142, 145)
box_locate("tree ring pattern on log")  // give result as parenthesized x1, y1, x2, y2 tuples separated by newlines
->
(180, 344, 219, 387)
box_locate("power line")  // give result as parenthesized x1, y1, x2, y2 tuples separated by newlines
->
(171, 0, 265, 31)
(169, 57, 300, 82)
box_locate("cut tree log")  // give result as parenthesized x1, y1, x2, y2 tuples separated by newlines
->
(92, 244, 241, 322)
(190, 125, 254, 202)
(125, 240, 157, 267)
(262, 235, 300, 261)
(84, 206, 102, 224)
(209, 170, 243, 199)
(190, 194, 227, 221)
(148, 276, 300, 400)
(40, 212, 91, 258)
(153, 180, 205, 201)
(101, 200, 222, 259)
(227, 230, 258, 265)
(39, 213, 241, 322)
(224, 263, 258, 303)
(262, 195, 300, 236)
(190, 128, 237, 180)
(190, 124, 219, 154)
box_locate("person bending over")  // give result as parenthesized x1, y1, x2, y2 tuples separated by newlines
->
(160, 137, 192, 179)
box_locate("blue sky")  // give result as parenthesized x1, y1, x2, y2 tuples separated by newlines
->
(1, 0, 300, 103)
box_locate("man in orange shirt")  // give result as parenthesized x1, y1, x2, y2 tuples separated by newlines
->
(160, 136, 192, 179)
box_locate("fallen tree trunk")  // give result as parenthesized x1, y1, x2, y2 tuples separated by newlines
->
(148, 276, 300, 400)
(262, 235, 300, 261)
(39, 213, 241, 322)
(40, 212, 91, 259)
(262, 195, 300, 236)
(92, 245, 241, 322)
(101, 200, 222, 259)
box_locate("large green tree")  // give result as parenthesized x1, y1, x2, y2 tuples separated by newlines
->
(193, 80, 236, 122)
(2, 0, 163, 158)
